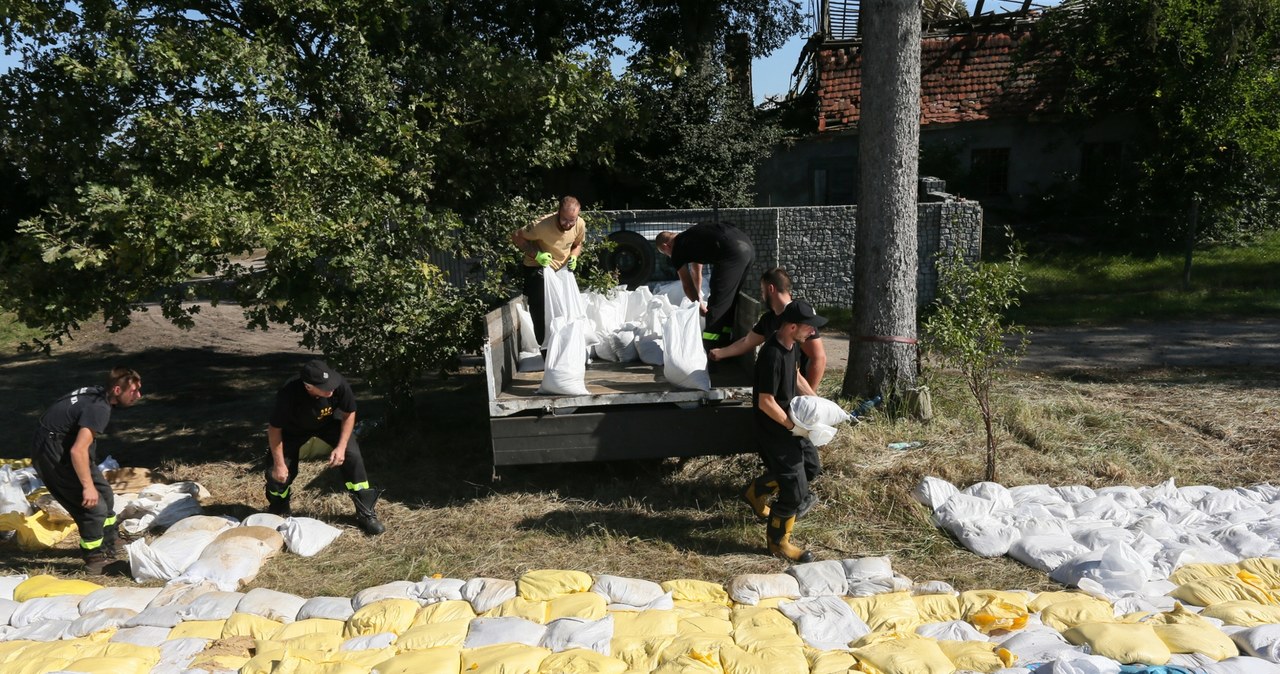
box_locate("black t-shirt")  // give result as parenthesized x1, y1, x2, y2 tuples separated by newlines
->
(753, 334, 797, 437)
(35, 386, 113, 462)
(752, 305, 820, 376)
(269, 376, 356, 434)
(670, 222, 745, 269)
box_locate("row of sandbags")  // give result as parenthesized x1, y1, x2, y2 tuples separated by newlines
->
(917, 477, 1280, 596)
(7, 559, 1280, 672)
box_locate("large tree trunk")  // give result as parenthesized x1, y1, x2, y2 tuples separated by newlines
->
(841, 0, 921, 400)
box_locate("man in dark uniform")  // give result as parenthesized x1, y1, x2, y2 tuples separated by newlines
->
(31, 367, 143, 574)
(753, 301, 826, 563)
(655, 222, 755, 351)
(265, 359, 385, 535)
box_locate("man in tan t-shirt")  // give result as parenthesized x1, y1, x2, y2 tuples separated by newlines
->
(511, 195, 586, 345)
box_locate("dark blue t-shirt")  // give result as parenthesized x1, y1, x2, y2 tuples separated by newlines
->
(35, 385, 113, 462)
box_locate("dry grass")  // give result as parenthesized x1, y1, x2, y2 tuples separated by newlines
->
(6, 365, 1280, 599)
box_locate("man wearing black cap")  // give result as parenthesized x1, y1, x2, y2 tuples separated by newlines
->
(264, 359, 384, 535)
(752, 300, 826, 563)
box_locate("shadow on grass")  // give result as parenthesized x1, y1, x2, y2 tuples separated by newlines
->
(516, 508, 759, 557)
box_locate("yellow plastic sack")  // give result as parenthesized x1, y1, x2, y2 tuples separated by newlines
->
(276, 618, 346, 640)
(372, 645, 463, 674)
(1170, 562, 1240, 585)
(0, 511, 77, 550)
(1029, 591, 1094, 613)
(674, 601, 732, 621)
(6, 656, 73, 674)
(718, 642, 807, 674)
(518, 569, 594, 601)
(680, 614, 734, 636)
(329, 646, 398, 668)
(1038, 597, 1116, 632)
(806, 647, 857, 674)
(936, 640, 1014, 673)
(412, 600, 477, 626)
(1170, 576, 1277, 607)
(611, 610, 680, 639)
(1153, 622, 1238, 661)
(959, 590, 1029, 634)
(298, 437, 334, 460)
(12, 574, 102, 601)
(662, 580, 730, 605)
(850, 636, 954, 674)
(651, 650, 723, 674)
(168, 619, 227, 640)
(462, 642, 551, 674)
(1201, 599, 1280, 626)
(844, 592, 923, 633)
(1236, 558, 1280, 587)
(733, 625, 802, 653)
(1148, 602, 1216, 626)
(612, 636, 672, 672)
(277, 633, 346, 653)
(483, 596, 550, 623)
(538, 647, 629, 674)
(0, 640, 35, 663)
(396, 619, 471, 650)
(222, 612, 284, 640)
(548, 591, 608, 620)
(346, 598, 422, 637)
(731, 606, 794, 631)
(911, 594, 960, 623)
(1062, 622, 1172, 665)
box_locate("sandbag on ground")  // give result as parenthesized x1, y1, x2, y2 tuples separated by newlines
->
(173, 525, 285, 591)
(128, 515, 236, 583)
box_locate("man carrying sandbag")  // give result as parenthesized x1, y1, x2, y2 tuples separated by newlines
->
(752, 301, 826, 563)
(655, 221, 755, 351)
(511, 196, 586, 347)
(264, 360, 385, 535)
(31, 367, 143, 574)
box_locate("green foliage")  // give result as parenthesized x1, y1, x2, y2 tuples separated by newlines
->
(923, 236, 1029, 481)
(1032, 0, 1280, 242)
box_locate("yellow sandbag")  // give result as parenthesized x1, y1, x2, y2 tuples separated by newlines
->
(462, 642, 551, 674)
(276, 618, 346, 640)
(168, 619, 227, 640)
(412, 600, 477, 627)
(346, 598, 422, 637)
(0, 511, 77, 550)
(674, 601, 732, 621)
(222, 612, 284, 640)
(733, 625, 802, 653)
(372, 645, 463, 674)
(276, 632, 346, 652)
(5, 656, 73, 674)
(680, 614, 733, 636)
(1236, 558, 1280, 587)
(651, 650, 723, 674)
(103, 466, 154, 493)
(661, 634, 736, 665)
(1148, 603, 1215, 626)
(396, 619, 471, 650)
(753, 597, 788, 610)
(959, 590, 1029, 634)
(662, 580, 730, 606)
(538, 647, 629, 674)
(1170, 562, 1240, 585)
(298, 437, 333, 460)
(1029, 591, 1094, 613)
(0, 457, 32, 468)
(329, 646, 398, 668)
(12, 574, 102, 602)
(1200, 600, 1280, 626)
(1062, 622, 1172, 665)
(518, 569, 594, 601)
(850, 636, 954, 674)
(1038, 597, 1116, 632)
(1170, 577, 1277, 607)
(611, 610, 680, 639)
(806, 647, 857, 674)
(187, 654, 250, 671)
(936, 640, 1014, 673)
(484, 596, 549, 623)
(718, 642, 806, 674)
(273, 654, 376, 674)
(548, 591, 608, 620)
(912, 594, 960, 623)
(1153, 622, 1239, 661)
(844, 592, 923, 633)
(0, 640, 35, 663)
(612, 636, 673, 672)
(731, 606, 794, 631)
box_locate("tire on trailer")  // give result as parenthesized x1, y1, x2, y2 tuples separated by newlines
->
(606, 230, 656, 290)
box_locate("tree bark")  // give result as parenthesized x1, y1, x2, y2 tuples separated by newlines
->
(841, 0, 922, 400)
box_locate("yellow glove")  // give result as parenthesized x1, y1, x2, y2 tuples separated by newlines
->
(567, 256, 578, 271)
(534, 251, 553, 267)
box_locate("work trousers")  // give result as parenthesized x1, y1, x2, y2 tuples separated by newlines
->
(703, 232, 755, 351)
(31, 430, 115, 550)
(522, 265, 547, 347)
(265, 423, 371, 500)
(757, 433, 820, 518)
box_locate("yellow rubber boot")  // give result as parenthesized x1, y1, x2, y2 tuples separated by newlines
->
(767, 514, 815, 563)
(740, 475, 779, 521)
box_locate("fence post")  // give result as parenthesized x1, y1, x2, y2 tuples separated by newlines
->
(1181, 196, 1200, 291)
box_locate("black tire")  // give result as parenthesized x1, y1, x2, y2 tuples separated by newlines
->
(606, 230, 656, 290)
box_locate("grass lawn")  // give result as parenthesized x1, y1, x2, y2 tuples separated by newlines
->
(0, 311, 41, 355)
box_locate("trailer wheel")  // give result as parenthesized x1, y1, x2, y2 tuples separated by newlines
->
(606, 230, 655, 290)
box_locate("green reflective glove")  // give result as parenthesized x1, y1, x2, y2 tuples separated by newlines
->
(567, 256, 578, 271)
(534, 251, 553, 267)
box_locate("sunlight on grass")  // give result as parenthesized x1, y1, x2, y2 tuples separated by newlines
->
(0, 311, 41, 354)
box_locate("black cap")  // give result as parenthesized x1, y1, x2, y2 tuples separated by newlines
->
(779, 300, 828, 329)
(300, 359, 342, 392)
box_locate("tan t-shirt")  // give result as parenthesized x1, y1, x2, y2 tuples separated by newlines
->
(520, 212, 585, 270)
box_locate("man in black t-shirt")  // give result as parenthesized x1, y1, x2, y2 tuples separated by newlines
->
(265, 360, 384, 535)
(752, 301, 826, 563)
(31, 367, 143, 574)
(655, 222, 755, 351)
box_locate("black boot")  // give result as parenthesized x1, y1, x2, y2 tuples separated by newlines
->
(740, 474, 779, 521)
(796, 491, 819, 520)
(103, 523, 126, 559)
(83, 548, 112, 575)
(266, 485, 292, 517)
(349, 488, 385, 535)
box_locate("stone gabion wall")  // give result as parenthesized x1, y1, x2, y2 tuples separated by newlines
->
(600, 198, 982, 307)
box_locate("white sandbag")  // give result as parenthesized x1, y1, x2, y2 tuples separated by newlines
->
(950, 514, 1021, 558)
(173, 525, 284, 591)
(1057, 485, 1098, 504)
(787, 560, 849, 597)
(343, 632, 397, 651)
(79, 587, 162, 614)
(1232, 625, 1280, 663)
(805, 423, 838, 447)
(297, 596, 355, 622)
(1050, 542, 1151, 595)
(0, 475, 31, 516)
(516, 298, 542, 354)
(636, 334, 664, 366)
(912, 581, 956, 595)
(460, 578, 518, 614)
(540, 615, 613, 654)
(662, 301, 710, 391)
(464, 616, 547, 648)
(624, 286, 652, 323)
(109, 625, 172, 646)
(1202, 656, 1280, 673)
(585, 291, 626, 337)
(1216, 522, 1275, 558)
(933, 493, 997, 531)
(1073, 495, 1131, 525)
(0, 599, 16, 626)
(842, 556, 894, 584)
(0, 574, 28, 602)
(117, 481, 207, 534)
(962, 481, 1015, 509)
(1095, 485, 1147, 509)
(279, 516, 342, 557)
(353, 581, 420, 610)
(1008, 535, 1088, 573)
(538, 318, 590, 396)
(916, 620, 989, 642)
(126, 582, 220, 628)
(128, 515, 235, 583)
(157, 637, 211, 668)
(727, 573, 801, 606)
(778, 595, 869, 651)
(598, 327, 640, 363)
(608, 592, 673, 612)
(789, 396, 852, 428)
(1010, 484, 1066, 505)
(67, 607, 136, 637)
(238, 588, 304, 623)
(590, 575, 664, 608)
(9, 594, 82, 627)
(912, 477, 960, 510)
(543, 266, 586, 340)
(5, 618, 70, 641)
(242, 513, 284, 529)
(415, 577, 466, 604)
(997, 630, 1088, 668)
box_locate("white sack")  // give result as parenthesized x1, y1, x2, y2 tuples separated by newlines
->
(117, 481, 207, 534)
(540, 615, 613, 654)
(9, 594, 82, 627)
(912, 581, 957, 595)
(789, 396, 852, 428)
(608, 592, 673, 612)
(787, 560, 850, 598)
(0, 477, 31, 516)
(79, 587, 162, 615)
(173, 525, 284, 591)
(912, 477, 960, 510)
(353, 581, 419, 610)
(127, 514, 235, 583)
(0, 574, 28, 602)
(343, 632, 397, 651)
(962, 481, 1016, 509)
(279, 516, 342, 557)
(4, 618, 70, 641)
(0, 599, 15, 626)
(1202, 657, 1280, 673)
(126, 582, 220, 628)
(636, 335, 664, 366)
(178, 591, 244, 621)
(67, 607, 136, 638)
(1057, 485, 1098, 504)
(543, 266, 586, 341)
(590, 575, 665, 609)
(1232, 625, 1280, 663)
(916, 620, 988, 642)
(515, 298, 542, 355)
(460, 578, 518, 615)
(1050, 542, 1151, 595)
(157, 637, 211, 668)
(727, 573, 801, 606)
(1008, 535, 1088, 573)
(297, 596, 356, 622)
(842, 557, 894, 584)
(241, 513, 285, 529)
(414, 577, 465, 604)
(950, 515, 1021, 558)
(108, 625, 172, 646)
(994, 627, 1080, 663)
(465, 616, 547, 648)
(662, 301, 710, 391)
(238, 588, 305, 623)
(778, 595, 869, 651)
(538, 317, 590, 396)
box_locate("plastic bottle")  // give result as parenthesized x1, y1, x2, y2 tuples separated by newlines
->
(852, 394, 883, 417)
(887, 441, 922, 450)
